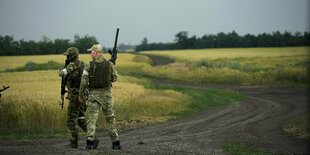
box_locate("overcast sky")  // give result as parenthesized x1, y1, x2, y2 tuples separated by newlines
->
(0, 0, 309, 47)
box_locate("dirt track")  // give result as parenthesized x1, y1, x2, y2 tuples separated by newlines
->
(0, 80, 309, 155)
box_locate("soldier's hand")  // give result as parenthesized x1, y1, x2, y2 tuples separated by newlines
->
(79, 96, 84, 103)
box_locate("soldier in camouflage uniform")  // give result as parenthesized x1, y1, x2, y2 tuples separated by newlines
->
(59, 47, 87, 148)
(79, 44, 121, 150)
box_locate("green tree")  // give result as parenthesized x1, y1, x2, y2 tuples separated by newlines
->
(175, 31, 189, 49)
(54, 39, 72, 54)
(39, 35, 54, 54)
(73, 34, 98, 53)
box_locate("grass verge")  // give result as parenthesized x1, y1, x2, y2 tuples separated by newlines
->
(284, 113, 310, 139)
(156, 84, 246, 119)
(221, 141, 272, 155)
(0, 129, 69, 141)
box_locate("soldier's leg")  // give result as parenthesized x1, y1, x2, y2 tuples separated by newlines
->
(86, 97, 100, 142)
(67, 98, 80, 148)
(77, 102, 87, 132)
(102, 92, 119, 143)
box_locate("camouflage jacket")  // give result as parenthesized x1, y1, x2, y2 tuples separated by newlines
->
(59, 59, 85, 96)
(79, 55, 118, 97)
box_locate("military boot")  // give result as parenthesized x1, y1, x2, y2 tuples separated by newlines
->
(86, 139, 94, 149)
(112, 140, 121, 150)
(70, 139, 78, 148)
(93, 137, 99, 149)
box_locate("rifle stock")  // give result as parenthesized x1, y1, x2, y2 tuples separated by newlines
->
(60, 59, 69, 109)
(0, 86, 10, 99)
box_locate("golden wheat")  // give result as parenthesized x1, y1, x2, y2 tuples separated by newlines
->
(140, 47, 310, 62)
(0, 70, 189, 133)
(0, 53, 150, 71)
(137, 47, 310, 86)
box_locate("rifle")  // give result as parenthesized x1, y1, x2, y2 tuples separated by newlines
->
(108, 28, 120, 65)
(60, 59, 69, 109)
(0, 86, 10, 99)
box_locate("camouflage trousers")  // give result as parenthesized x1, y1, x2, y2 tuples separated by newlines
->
(86, 89, 119, 142)
(67, 95, 87, 141)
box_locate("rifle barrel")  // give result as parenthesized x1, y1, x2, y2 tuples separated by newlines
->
(113, 28, 119, 51)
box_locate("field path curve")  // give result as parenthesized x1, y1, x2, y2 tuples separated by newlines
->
(0, 80, 309, 154)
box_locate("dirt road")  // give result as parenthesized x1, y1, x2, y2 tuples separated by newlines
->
(0, 80, 309, 155)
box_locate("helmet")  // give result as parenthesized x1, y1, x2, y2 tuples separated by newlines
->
(63, 47, 79, 62)
(63, 47, 79, 56)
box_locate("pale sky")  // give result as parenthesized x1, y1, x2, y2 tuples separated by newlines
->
(0, 0, 309, 47)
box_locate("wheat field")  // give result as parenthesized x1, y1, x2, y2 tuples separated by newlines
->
(0, 53, 187, 139)
(0, 47, 308, 139)
(141, 47, 310, 62)
(0, 70, 189, 138)
(138, 47, 310, 86)
(0, 53, 151, 71)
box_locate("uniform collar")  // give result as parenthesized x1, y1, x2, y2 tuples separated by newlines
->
(93, 55, 106, 62)
(72, 58, 80, 65)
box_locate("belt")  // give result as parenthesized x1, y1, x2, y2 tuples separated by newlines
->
(69, 88, 79, 95)
(91, 87, 111, 91)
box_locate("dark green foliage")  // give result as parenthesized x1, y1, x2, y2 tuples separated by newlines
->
(4, 61, 63, 72)
(295, 60, 310, 69)
(243, 63, 262, 72)
(212, 61, 226, 68)
(196, 59, 209, 67)
(0, 34, 98, 56)
(135, 31, 310, 51)
(227, 62, 242, 70)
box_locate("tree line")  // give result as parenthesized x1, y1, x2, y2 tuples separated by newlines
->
(0, 34, 99, 56)
(135, 31, 310, 51)
(1, 30, 309, 55)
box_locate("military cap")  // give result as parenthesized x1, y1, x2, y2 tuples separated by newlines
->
(87, 44, 103, 52)
(63, 47, 79, 55)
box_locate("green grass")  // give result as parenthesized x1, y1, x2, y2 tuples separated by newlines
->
(155, 84, 246, 119)
(284, 113, 310, 139)
(221, 141, 272, 155)
(0, 129, 69, 140)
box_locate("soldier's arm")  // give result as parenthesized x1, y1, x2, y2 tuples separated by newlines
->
(79, 63, 90, 98)
(58, 67, 67, 77)
(58, 63, 77, 77)
(110, 62, 118, 82)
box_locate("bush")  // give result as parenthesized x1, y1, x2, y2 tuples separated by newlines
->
(243, 63, 262, 72)
(196, 59, 209, 67)
(276, 68, 309, 83)
(227, 62, 242, 70)
(212, 61, 225, 68)
(4, 60, 63, 72)
(25, 61, 37, 71)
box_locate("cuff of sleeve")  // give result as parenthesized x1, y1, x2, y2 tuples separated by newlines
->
(62, 69, 68, 75)
(82, 70, 89, 76)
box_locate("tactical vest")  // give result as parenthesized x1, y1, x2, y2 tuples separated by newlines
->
(67, 60, 85, 89)
(89, 59, 112, 88)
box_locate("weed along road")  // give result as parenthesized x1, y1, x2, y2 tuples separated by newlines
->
(0, 81, 309, 154)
